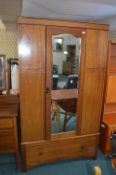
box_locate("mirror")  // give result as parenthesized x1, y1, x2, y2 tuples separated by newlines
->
(0, 55, 6, 91)
(51, 33, 81, 134)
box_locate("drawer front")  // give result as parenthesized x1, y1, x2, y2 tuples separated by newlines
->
(0, 129, 14, 153)
(23, 135, 99, 169)
(0, 118, 13, 129)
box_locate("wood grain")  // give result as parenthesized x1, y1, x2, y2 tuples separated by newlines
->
(52, 89, 78, 100)
(0, 95, 19, 116)
(0, 129, 14, 153)
(20, 69, 45, 142)
(0, 118, 13, 128)
(86, 29, 108, 69)
(19, 24, 46, 143)
(103, 114, 116, 125)
(104, 103, 116, 114)
(18, 18, 109, 30)
(81, 70, 105, 134)
(105, 74, 116, 103)
(108, 42, 116, 73)
(103, 42, 116, 115)
(23, 135, 99, 169)
(18, 25, 45, 70)
(51, 131, 76, 140)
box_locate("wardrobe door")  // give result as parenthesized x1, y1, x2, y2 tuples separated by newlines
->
(18, 25, 46, 142)
(80, 29, 108, 134)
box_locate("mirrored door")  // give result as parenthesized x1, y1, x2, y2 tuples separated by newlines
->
(46, 27, 86, 138)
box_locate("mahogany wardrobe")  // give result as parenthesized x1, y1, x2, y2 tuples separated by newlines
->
(18, 18, 109, 170)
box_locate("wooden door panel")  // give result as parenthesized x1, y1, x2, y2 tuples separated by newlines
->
(81, 70, 104, 134)
(106, 74, 116, 103)
(18, 25, 45, 69)
(86, 30, 108, 69)
(20, 69, 45, 142)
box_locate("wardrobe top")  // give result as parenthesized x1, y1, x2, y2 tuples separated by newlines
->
(18, 17, 109, 31)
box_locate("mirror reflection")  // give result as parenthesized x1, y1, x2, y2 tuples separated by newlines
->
(52, 34, 81, 90)
(51, 33, 81, 133)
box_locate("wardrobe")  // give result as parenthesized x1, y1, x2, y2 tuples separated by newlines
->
(18, 18, 109, 170)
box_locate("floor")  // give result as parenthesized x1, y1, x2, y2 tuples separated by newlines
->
(0, 151, 115, 175)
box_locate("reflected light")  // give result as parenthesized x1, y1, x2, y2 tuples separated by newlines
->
(57, 38, 62, 44)
(19, 43, 31, 57)
(82, 31, 86, 34)
(63, 51, 68, 55)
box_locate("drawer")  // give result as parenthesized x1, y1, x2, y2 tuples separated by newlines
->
(0, 129, 14, 153)
(23, 135, 99, 169)
(0, 129, 14, 144)
(0, 118, 13, 129)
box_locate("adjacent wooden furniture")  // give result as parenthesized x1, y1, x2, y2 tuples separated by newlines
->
(100, 41, 116, 154)
(0, 95, 19, 169)
(100, 114, 116, 154)
(18, 18, 108, 170)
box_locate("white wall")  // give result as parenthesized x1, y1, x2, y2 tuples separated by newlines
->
(99, 15, 116, 40)
(100, 15, 116, 32)
(0, 29, 18, 59)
